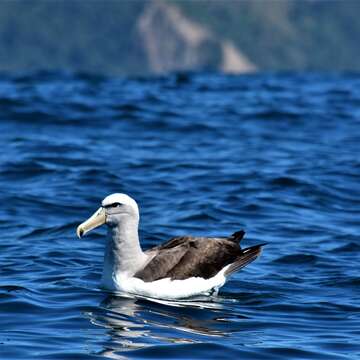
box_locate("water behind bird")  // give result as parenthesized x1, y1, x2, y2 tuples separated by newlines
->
(0, 71, 359, 359)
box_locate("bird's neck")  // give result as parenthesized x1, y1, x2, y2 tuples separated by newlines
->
(102, 216, 147, 287)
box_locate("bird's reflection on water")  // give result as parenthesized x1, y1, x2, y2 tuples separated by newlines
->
(87, 293, 247, 358)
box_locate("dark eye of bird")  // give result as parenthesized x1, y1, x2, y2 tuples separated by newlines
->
(105, 202, 121, 208)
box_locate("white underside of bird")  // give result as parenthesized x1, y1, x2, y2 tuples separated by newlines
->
(101, 265, 230, 300)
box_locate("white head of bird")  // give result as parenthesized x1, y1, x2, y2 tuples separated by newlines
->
(77, 193, 146, 284)
(76, 193, 140, 238)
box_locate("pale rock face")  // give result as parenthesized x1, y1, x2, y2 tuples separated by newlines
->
(136, 0, 255, 74)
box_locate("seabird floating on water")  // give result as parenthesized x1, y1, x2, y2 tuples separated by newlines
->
(76, 193, 265, 300)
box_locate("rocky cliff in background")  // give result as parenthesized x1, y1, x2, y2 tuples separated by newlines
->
(137, 1, 255, 74)
(0, 0, 359, 75)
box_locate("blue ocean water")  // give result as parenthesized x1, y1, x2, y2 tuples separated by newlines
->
(0, 71, 359, 359)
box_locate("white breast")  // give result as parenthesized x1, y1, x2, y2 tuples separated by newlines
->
(106, 265, 230, 300)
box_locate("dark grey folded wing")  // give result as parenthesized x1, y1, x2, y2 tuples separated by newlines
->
(224, 243, 264, 276)
(134, 232, 263, 282)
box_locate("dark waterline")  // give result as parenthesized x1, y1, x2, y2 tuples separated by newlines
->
(0, 71, 359, 359)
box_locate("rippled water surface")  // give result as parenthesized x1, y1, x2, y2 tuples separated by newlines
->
(0, 72, 359, 359)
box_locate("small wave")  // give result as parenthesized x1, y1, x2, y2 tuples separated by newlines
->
(0, 160, 55, 179)
(177, 212, 219, 223)
(273, 254, 318, 264)
(329, 242, 360, 253)
(0, 97, 24, 107)
(0, 285, 28, 293)
(112, 103, 143, 112)
(269, 176, 306, 187)
(245, 109, 303, 121)
(19, 222, 79, 239)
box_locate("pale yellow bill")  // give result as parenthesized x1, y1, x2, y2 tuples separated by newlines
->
(76, 207, 106, 238)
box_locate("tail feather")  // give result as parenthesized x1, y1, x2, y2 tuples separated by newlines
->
(224, 243, 266, 276)
(229, 230, 246, 243)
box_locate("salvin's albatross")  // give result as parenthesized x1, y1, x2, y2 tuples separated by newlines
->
(76, 193, 265, 300)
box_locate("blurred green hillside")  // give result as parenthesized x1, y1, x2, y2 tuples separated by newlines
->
(175, 0, 360, 71)
(0, 0, 359, 75)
